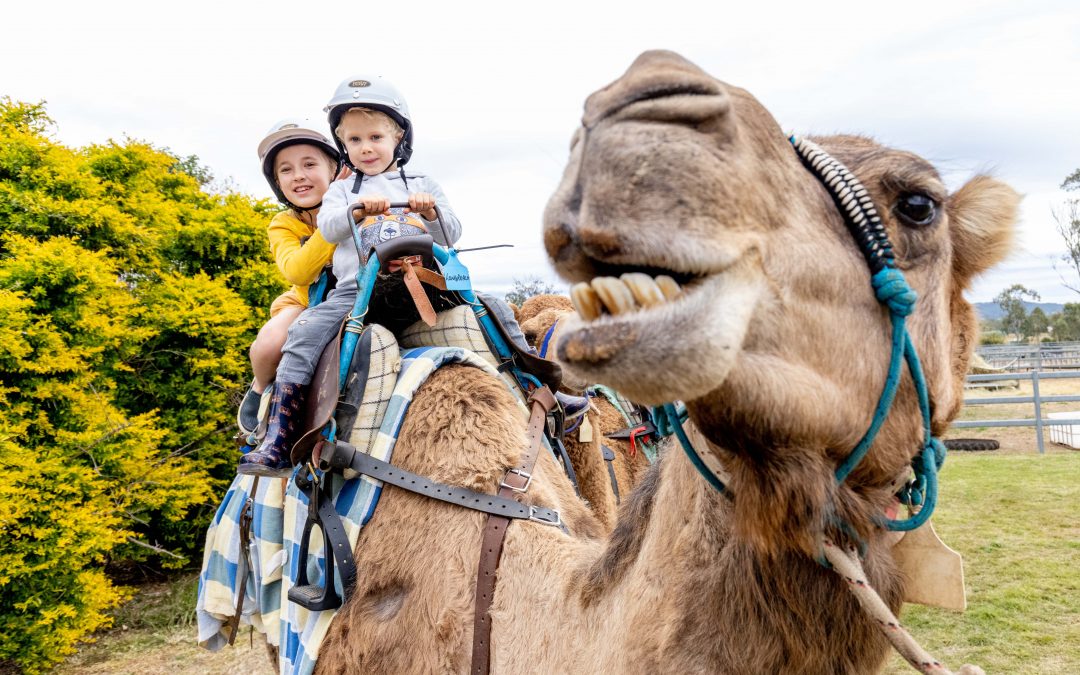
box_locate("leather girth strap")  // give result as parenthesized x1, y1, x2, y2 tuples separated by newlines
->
(471, 386, 556, 675)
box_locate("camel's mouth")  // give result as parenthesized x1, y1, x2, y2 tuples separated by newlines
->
(569, 262, 702, 322)
(554, 250, 762, 405)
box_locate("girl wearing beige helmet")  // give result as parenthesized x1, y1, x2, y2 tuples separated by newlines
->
(236, 120, 344, 437)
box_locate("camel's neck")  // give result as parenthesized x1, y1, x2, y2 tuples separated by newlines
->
(572, 448, 902, 674)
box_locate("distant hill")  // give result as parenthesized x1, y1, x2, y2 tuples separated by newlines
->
(974, 301, 1064, 320)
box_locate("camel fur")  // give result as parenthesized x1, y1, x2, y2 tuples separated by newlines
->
(313, 50, 1018, 674)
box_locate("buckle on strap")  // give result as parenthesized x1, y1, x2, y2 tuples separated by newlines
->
(500, 468, 532, 493)
(529, 505, 562, 527)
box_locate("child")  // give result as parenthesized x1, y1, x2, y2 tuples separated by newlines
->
(236, 121, 342, 436)
(238, 76, 461, 476)
(238, 77, 586, 476)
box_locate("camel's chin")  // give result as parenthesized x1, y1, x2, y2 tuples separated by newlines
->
(556, 261, 765, 404)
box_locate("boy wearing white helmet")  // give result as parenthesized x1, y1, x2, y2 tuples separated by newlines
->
(235, 120, 342, 437)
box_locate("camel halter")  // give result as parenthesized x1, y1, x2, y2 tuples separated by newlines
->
(652, 136, 980, 675)
(655, 135, 946, 533)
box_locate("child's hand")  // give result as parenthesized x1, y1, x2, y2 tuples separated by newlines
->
(407, 192, 437, 220)
(352, 195, 391, 223)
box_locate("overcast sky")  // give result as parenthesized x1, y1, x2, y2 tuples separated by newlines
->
(3, 0, 1077, 303)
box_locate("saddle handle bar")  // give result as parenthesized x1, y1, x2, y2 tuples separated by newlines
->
(352, 201, 451, 249)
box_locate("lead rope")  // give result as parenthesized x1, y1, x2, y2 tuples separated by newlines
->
(821, 538, 985, 675)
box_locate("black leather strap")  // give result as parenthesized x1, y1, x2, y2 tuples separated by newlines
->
(315, 480, 357, 595)
(604, 420, 657, 440)
(601, 444, 620, 505)
(288, 470, 358, 610)
(329, 327, 374, 442)
(227, 476, 260, 645)
(550, 436, 580, 497)
(319, 440, 562, 526)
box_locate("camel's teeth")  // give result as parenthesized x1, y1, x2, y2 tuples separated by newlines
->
(620, 273, 666, 308)
(571, 282, 603, 321)
(591, 276, 637, 316)
(655, 275, 682, 300)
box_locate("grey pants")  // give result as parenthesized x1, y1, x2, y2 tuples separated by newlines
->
(276, 290, 531, 385)
(276, 291, 356, 385)
(476, 292, 532, 354)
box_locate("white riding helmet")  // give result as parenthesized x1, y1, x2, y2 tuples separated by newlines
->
(257, 119, 341, 207)
(324, 76, 413, 169)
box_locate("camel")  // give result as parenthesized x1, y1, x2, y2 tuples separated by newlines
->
(313, 50, 1018, 674)
(516, 294, 655, 531)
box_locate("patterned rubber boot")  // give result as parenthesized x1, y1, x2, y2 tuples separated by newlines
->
(237, 381, 306, 477)
(556, 391, 590, 421)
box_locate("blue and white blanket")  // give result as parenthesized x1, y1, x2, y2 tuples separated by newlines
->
(197, 344, 532, 675)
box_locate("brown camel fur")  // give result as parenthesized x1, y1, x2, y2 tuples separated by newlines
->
(517, 296, 654, 530)
(314, 50, 1018, 674)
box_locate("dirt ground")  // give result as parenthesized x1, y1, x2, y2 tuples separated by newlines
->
(57, 626, 274, 675)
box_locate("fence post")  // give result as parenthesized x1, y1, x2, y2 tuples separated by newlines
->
(1032, 370, 1045, 454)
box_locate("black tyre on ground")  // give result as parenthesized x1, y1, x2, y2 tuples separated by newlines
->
(943, 438, 1000, 451)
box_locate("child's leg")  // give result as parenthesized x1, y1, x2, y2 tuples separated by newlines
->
(276, 292, 357, 386)
(476, 292, 533, 353)
(239, 292, 356, 476)
(250, 305, 303, 392)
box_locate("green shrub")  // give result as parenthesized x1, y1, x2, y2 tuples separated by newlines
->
(0, 98, 277, 670)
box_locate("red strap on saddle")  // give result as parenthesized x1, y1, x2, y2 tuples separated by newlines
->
(627, 425, 648, 458)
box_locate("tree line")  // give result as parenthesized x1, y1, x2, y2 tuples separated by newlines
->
(985, 284, 1079, 343)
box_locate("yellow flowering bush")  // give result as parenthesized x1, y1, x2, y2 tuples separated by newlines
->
(0, 98, 285, 670)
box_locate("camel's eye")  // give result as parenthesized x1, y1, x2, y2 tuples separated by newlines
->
(895, 193, 938, 227)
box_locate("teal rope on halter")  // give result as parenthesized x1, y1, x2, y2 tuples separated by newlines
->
(655, 403, 727, 495)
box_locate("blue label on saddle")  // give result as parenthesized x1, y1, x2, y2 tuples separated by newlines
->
(441, 252, 471, 291)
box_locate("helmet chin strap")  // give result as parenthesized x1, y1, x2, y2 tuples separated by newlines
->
(350, 153, 409, 194)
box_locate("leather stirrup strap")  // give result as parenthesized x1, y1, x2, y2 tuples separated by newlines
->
(470, 386, 556, 675)
(227, 476, 260, 645)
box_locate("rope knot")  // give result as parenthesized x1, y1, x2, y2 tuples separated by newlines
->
(871, 268, 917, 316)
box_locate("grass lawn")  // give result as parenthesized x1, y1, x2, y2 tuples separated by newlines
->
(883, 449, 1079, 674)
(58, 450, 1078, 675)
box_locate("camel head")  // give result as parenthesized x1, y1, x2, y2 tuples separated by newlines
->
(544, 50, 1018, 552)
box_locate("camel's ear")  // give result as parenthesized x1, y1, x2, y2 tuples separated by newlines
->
(509, 302, 521, 322)
(948, 175, 1021, 288)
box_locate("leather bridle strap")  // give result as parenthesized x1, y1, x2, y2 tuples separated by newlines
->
(471, 386, 556, 675)
(227, 476, 260, 645)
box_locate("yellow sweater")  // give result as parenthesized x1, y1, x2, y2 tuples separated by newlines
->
(267, 210, 336, 307)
